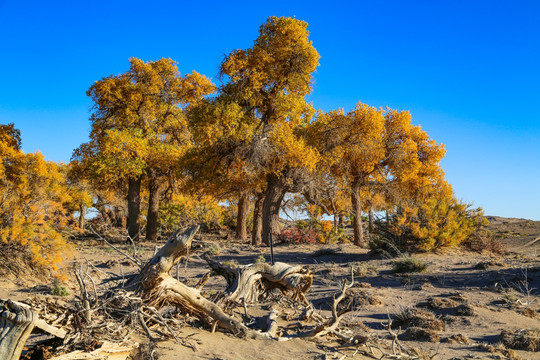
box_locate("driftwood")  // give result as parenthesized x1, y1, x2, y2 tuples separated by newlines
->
(0, 299, 36, 360)
(49, 341, 136, 360)
(0, 299, 67, 360)
(205, 255, 313, 305)
(125, 226, 270, 338)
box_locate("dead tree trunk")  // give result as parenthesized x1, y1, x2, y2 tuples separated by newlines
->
(126, 226, 268, 338)
(236, 191, 250, 241)
(0, 299, 36, 360)
(205, 256, 313, 305)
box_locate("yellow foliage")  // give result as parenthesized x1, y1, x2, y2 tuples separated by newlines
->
(390, 181, 487, 251)
(1, 125, 73, 273)
(159, 194, 226, 232)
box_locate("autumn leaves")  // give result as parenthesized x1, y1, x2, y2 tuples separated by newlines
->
(0, 16, 483, 276)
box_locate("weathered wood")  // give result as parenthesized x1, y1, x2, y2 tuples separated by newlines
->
(0, 299, 37, 360)
(49, 341, 135, 360)
(128, 226, 270, 339)
(0, 298, 67, 339)
(205, 256, 313, 305)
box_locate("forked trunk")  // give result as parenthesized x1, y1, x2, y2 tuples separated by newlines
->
(127, 176, 142, 241)
(261, 175, 285, 245)
(236, 191, 250, 241)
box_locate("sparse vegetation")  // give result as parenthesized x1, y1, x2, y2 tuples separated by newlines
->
(391, 257, 428, 273)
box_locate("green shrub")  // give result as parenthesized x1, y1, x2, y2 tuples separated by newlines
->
(392, 257, 428, 273)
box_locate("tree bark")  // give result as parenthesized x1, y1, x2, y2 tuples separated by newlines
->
(127, 176, 142, 241)
(236, 191, 250, 241)
(351, 180, 365, 247)
(0, 299, 36, 360)
(368, 209, 374, 233)
(261, 175, 286, 245)
(251, 194, 264, 246)
(78, 203, 85, 231)
(146, 176, 162, 241)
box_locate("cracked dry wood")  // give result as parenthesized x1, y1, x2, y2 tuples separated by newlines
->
(1, 299, 37, 360)
(205, 255, 313, 305)
(127, 225, 270, 339)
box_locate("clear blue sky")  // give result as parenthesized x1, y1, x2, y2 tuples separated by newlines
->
(1, 0, 539, 220)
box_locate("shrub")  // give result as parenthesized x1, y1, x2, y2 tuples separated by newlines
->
(382, 182, 488, 252)
(1, 126, 73, 276)
(392, 257, 428, 273)
(275, 226, 318, 244)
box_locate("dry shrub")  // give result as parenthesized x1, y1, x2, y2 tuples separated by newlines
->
(501, 329, 540, 352)
(454, 304, 476, 316)
(443, 334, 471, 344)
(519, 307, 539, 319)
(462, 230, 506, 254)
(393, 307, 444, 331)
(424, 297, 458, 309)
(478, 343, 519, 359)
(391, 257, 428, 273)
(337, 288, 382, 311)
(130, 342, 159, 360)
(405, 327, 440, 342)
(0, 242, 57, 280)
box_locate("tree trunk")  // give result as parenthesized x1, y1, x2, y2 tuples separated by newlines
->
(351, 180, 365, 247)
(368, 209, 374, 233)
(114, 207, 126, 228)
(127, 176, 142, 241)
(0, 299, 36, 360)
(236, 191, 250, 241)
(78, 203, 86, 231)
(146, 176, 162, 242)
(251, 194, 264, 246)
(338, 214, 345, 228)
(261, 175, 286, 245)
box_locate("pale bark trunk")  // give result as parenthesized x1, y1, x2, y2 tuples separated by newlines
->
(127, 176, 141, 241)
(146, 176, 162, 241)
(351, 180, 365, 247)
(368, 209, 374, 233)
(236, 191, 250, 241)
(251, 194, 264, 246)
(261, 175, 285, 245)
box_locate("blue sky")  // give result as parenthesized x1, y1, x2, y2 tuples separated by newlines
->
(1, 0, 539, 219)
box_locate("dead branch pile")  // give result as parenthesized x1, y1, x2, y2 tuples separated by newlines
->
(3, 225, 432, 359)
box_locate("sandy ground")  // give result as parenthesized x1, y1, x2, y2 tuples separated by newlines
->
(1, 217, 539, 360)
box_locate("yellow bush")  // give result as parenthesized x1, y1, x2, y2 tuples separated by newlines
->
(1, 125, 73, 274)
